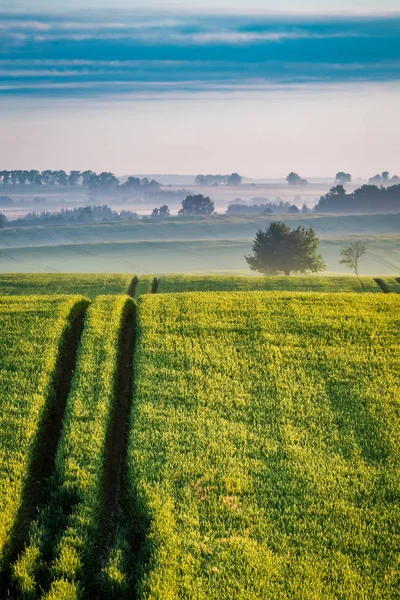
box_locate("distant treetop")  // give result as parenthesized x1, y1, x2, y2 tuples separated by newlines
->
(195, 173, 243, 186)
(286, 172, 309, 186)
(335, 172, 352, 184)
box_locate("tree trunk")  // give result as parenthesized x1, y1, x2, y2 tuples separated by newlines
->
(285, 270, 290, 276)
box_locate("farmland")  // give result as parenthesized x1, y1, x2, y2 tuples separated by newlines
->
(128, 292, 400, 599)
(157, 274, 383, 293)
(0, 274, 136, 298)
(11, 296, 134, 599)
(0, 213, 399, 275)
(0, 284, 399, 599)
(0, 296, 87, 571)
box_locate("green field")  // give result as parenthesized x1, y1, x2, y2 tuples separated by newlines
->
(379, 277, 400, 293)
(0, 286, 399, 599)
(0, 213, 399, 275)
(12, 296, 134, 599)
(0, 296, 87, 569)
(0, 274, 136, 298)
(127, 292, 400, 599)
(157, 274, 383, 293)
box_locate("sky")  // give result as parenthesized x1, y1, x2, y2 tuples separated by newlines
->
(1, 3, 400, 178)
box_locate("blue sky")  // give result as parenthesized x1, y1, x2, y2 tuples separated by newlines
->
(1, 6, 399, 176)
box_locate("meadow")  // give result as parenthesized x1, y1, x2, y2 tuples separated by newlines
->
(127, 292, 400, 599)
(11, 296, 134, 599)
(0, 274, 136, 298)
(0, 280, 399, 599)
(157, 274, 384, 293)
(0, 296, 87, 571)
(0, 213, 399, 275)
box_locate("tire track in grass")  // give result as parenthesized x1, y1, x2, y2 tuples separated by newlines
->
(374, 278, 390, 293)
(127, 276, 139, 298)
(96, 301, 138, 600)
(151, 277, 158, 293)
(0, 299, 89, 596)
(99, 302, 135, 546)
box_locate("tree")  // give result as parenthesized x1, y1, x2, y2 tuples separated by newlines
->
(288, 204, 300, 214)
(179, 195, 214, 216)
(369, 174, 383, 185)
(159, 204, 170, 217)
(339, 241, 367, 278)
(301, 203, 309, 214)
(382, 171, 390, 182)
(68, 170, 81, 186)
(0, 213, 7, 228)
(335, 172, 352, 184)
(151, 205, 169, 218)
(81, 170, 94, 186)
(245, 222, 325, 276)
(286, 172, 308, 186)
(227, 173, 242, 186)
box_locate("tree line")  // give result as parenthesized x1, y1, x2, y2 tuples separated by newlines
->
(195, 173, 242, 186)
(0, 170, 160, 194)
(315, 184, 400, 212)
(0, 205, 138, 228)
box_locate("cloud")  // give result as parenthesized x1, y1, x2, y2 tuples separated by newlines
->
(0, 11, 399, 98)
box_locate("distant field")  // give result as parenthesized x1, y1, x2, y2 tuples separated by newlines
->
(157, 274, 383, 293)
(0, 273, 136, 298)
(135, 274, 157, 297)
(126, 292, 400, 599)
(379, 277, 400, 293)
(0, 213, 399, 275)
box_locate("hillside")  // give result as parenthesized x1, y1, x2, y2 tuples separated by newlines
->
(0, 213, 399, 275)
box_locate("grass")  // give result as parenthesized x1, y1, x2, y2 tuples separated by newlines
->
(126, 291, 400, 599)
(378, 277, 400, 293)
(0, 296, 87, 570)
(0, 274, 136, 299)
(0, 212, 399, 275)
(11, 296, 134, 600)
(135, 275, 158, 297)
(157, 274, 382, 293)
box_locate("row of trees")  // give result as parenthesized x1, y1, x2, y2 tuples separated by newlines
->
(0, 205, 138, 228)
(195, 173, 243, 186)
(315, 184, 400, 212)
(246, 222, 368, 278)
(287, 171, 400, 186)
(0, 170, 161, 194)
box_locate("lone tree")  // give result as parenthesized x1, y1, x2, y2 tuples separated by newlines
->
(0, 213, 7, 228)
(227, 173, 242, 186)
(339, 241, 367, 278)
(335, 171, 352, 184)
(245, 222, 325, 276)
(286, 172, 309, 186)
(179, 195, 215, 216)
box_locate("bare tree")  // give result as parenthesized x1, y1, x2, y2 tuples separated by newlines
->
(339, 241, 367, 278)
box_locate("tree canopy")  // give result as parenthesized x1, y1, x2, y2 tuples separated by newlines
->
(335, 172, 352, 184)
(286, 172, 309, 186)
(151, 204, 170, 217)
(179, 195, 215, 216)
(315, 183, 400, 212)
(194, 173, 242, 186)
(245, 222, 325, 276)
